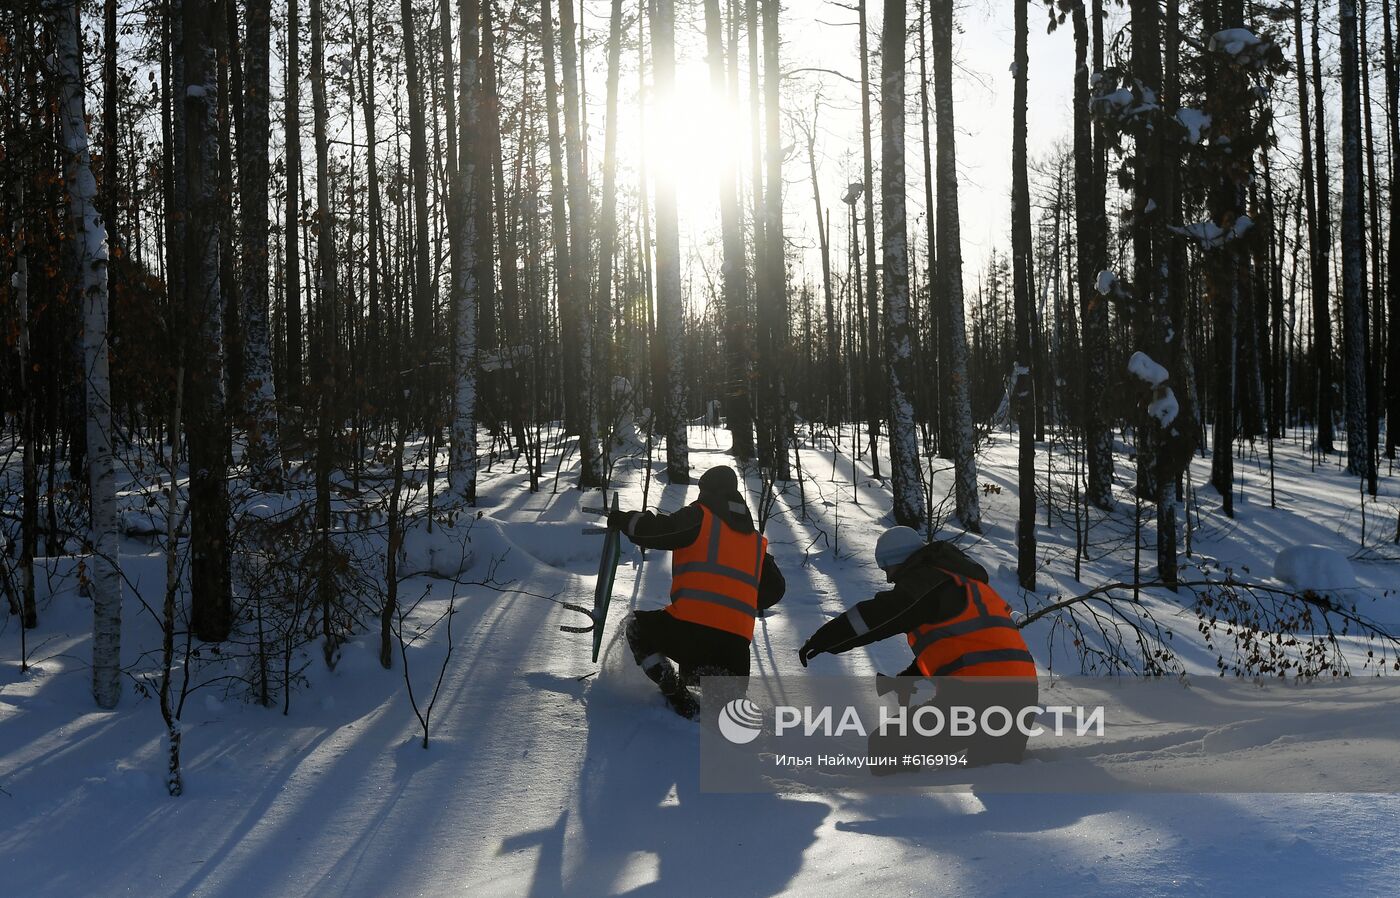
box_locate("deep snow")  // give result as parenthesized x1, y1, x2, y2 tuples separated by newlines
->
(3, 424, 1400, 897)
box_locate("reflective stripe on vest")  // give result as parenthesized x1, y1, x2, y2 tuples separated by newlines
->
(905, 570, 1036, 678)
(666, 504, 767, 641)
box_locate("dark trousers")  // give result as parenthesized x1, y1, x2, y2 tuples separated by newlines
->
(625, 610, 752, 717)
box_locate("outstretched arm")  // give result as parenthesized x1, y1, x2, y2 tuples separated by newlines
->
(606, 504, 704, 550)
(798, 573, 966, 666)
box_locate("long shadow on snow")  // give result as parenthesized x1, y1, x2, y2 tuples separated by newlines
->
(511, 670, 828, 897)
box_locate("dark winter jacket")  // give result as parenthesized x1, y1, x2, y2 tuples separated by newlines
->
(798, 541, 989, 672)
(609, 503, 786, 610)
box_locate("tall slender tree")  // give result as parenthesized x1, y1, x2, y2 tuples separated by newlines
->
(283, 0, 302, 405)
(51, 0, 121, 706)
(449, 0, 482, 503)
(240, 0, 281, 490)
(1012, 0, 1036, 587)
(857, 0, 882, 478)
(1065, 0, 1113, 509)
(184, 0, 232, 642)
(650, 0, 689, 483)
(1385, 0, 1400, 459)
(560, 0, 603, 486)
(706, 0, 754, 460)
(1339, 0, 1371, 476)
(594, 0, 626, 468)
(1310, 0, 1336, 452)
(931, 0, 980, 531)
(881, 0, 926, 528)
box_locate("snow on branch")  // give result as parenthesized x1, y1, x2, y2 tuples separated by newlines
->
(1176, 108, 1211, 145)
(1147, 387, 1179, 427)
(1128, 352, 1179, 427)
(1127, 351, 1169, 389)
(1171, 214, 1253, 250)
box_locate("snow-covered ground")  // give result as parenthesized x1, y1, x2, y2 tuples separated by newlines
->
(3, 425, 1400, 896)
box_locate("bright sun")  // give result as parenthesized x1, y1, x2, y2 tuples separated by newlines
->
(642, 59, 748, 216)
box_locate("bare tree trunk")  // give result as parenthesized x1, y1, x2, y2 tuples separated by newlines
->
(52, 0, 122, 705)
(402, 0, 434, 374)
(240, 0, 281, 490)
(560, 0, 602, 486)
(1311, 0, 1336, 452)
(1012, 0, 1036, 588)
(1385, 0, 1400, 459)
(283, 0, 302, 406)
(760, 0, 789, 478)
(1340, 0, 1371, 477)
(593, 0, 625, 474)
(880, 0, 926, 529)
(649, 0, 689, 483)
(931, 0, 980, 532)
(706, 0, 754, 459)
(355, 0, 383, 387)
(803, 107, 837, 424)
(14, 170, 38, 630)
(1360, 0, 1382, 493)
(917, 0, 940, 453)
(1072, 0, 1113, 509)
(309, 0, 340, 663)
(448, 0, 482, 503)
(1151, 0, 1193, 587)
(857, 0, 881, 479)
(185, 0, 232, 643)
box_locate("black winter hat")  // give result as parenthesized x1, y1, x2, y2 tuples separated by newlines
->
(698, 465, 739, 496)
(696, 466, 755, 534)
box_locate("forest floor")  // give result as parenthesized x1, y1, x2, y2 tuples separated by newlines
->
(3, 424, 1400, 896)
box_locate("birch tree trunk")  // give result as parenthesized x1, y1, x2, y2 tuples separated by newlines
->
(240, 0, 282, 491)
(184, 0, 232, 643)
(650, 0, 690, 483)
(880, 0, 925, 529)
(52, 0, 122, 706)
(448, 0, 482, 504)
(931, 0, 980, 532)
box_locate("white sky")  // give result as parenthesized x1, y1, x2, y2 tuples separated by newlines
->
(573, 0, 1081, 306)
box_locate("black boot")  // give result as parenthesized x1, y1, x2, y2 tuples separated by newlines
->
(626, 614, 699, 719)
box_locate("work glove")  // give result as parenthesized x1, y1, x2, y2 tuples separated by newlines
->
(606, 509, 633, 532)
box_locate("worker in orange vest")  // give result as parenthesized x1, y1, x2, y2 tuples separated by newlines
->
(798, 527, 1038, 767)
(608, 466, 785, 719)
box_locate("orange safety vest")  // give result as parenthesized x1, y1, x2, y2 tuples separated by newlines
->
(906, 570, 1037, 677)
(665, 504, 768, 641)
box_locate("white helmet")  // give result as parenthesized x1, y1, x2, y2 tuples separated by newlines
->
(875, 526, 925, 572)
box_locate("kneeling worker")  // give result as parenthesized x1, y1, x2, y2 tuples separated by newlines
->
(797, 527, 1038, 767)
(610, 466, 785, 718)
